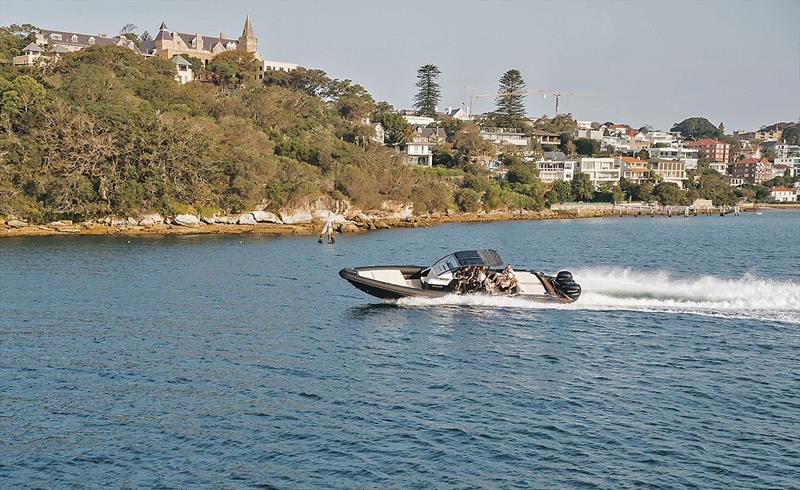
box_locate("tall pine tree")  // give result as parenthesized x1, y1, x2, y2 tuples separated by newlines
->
(496, 69, 527, 127)
(413, 64, 441, 118)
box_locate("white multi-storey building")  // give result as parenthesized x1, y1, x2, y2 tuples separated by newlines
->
(577, 158, 621, 187)
(649, 159, 688, 188)
(646, 131, 676, 146)
(535, 160, 576, 183)
(648, 146, 699, 169)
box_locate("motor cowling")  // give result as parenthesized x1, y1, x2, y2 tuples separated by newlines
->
(553, 270, 581, 301)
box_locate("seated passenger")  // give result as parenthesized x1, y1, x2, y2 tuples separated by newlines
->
(475, 266, 488, 292)
(497, 264, 518, 293)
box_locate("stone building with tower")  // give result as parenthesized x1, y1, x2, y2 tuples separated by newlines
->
(139, 17, 298, 77)
(139, 17, 258, 65)
(13, 17, 299, 82)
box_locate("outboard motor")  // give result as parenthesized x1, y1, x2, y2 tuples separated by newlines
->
(553, 270, 581, 301)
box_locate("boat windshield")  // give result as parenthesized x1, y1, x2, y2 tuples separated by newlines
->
(428, 250, 502, 277)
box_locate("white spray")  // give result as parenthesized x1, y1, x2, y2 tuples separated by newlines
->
(397, 268, 800, 325)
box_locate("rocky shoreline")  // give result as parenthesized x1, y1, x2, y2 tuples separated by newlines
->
(0, 207, 620, 238)
(0, 202, 789, 238)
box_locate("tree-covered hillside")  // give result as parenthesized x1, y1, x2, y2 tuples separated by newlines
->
(0, 27, 548, 223)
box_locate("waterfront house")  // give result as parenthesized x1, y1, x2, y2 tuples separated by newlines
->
(394, 126, 445, 166)
(648, 146, 699, 169)
(767, 186, 797, 202)
(648, 159, 688, 188)
(577, 157, 621, 188)
(730, 157, 773, 184)
(617, 156, 650, 183)
(535, 160, 577, 183)
(686, 138, 731, 163)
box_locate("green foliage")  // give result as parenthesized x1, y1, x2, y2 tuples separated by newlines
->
(671, 116, 722, 140)
(208, 51, 259, 88)
(531, 114, 577, 134)
(652, 182, 687, 205)
(686, 166, 737, 206)
(413, 64, 441, 118)
(376, 111, 410, 145)
(451, 123, 494, 166)
(506, 163, 538, 185)
(495, 69, 526, 128)
(454, 188, 482, 212)
(0, 43, 553, 223)
(574, 137, 600, 156)
(545, 180, 573, 204)
(571, 171, 594, 201)
(780, 124, 800, 145)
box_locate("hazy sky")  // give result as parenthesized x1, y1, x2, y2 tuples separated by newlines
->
(2, 0, 798, 131)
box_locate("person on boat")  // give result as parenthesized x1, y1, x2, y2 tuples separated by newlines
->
(497, 264, 518, 293)
(453, 267, 470, 294)
(318, 213, 336, 243)
(475, 266, 488, 292)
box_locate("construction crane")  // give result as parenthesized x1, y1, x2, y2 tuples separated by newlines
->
(544, 91, 593, 116)
(467, 89, 550, 116)
(467, 89, 593, 117)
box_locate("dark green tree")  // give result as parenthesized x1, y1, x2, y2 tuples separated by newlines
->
(780, 124, 799, 145)
(653, 182, 687, 205)
(496, 69, 526, 127)
(671, 117, 722, 139)
(575, 137, 600, 156)
(551, 180, 573, 203)
(413, 64, 441, 118)
(377, 111, 410, 145)
(571, 171, 594, 201)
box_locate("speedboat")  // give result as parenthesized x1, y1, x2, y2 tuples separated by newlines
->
(339, 249, 581, 303)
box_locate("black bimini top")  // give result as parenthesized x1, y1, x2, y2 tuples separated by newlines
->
(453, 250, 504, 267)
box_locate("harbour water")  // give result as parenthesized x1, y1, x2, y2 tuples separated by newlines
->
(2, 211, 799, 488)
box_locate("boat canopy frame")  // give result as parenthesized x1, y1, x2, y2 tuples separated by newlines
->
(429, 249, 504, 274)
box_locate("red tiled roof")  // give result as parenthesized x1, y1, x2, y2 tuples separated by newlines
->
(621, 156, 647, 164)
(769, 186, 792, 192)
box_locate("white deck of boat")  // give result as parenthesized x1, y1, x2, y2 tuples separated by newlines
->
(358, 269, 419, 288)
(514, 271, 547, 294)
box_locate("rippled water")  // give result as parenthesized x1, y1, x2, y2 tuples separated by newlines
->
(2, 211, 799, 488)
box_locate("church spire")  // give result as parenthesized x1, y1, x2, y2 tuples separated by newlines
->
(242, 16, 254, 38)
(238, 15, 258, 53)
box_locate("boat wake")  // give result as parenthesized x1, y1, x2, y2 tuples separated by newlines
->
(396, 268, 800, 325)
